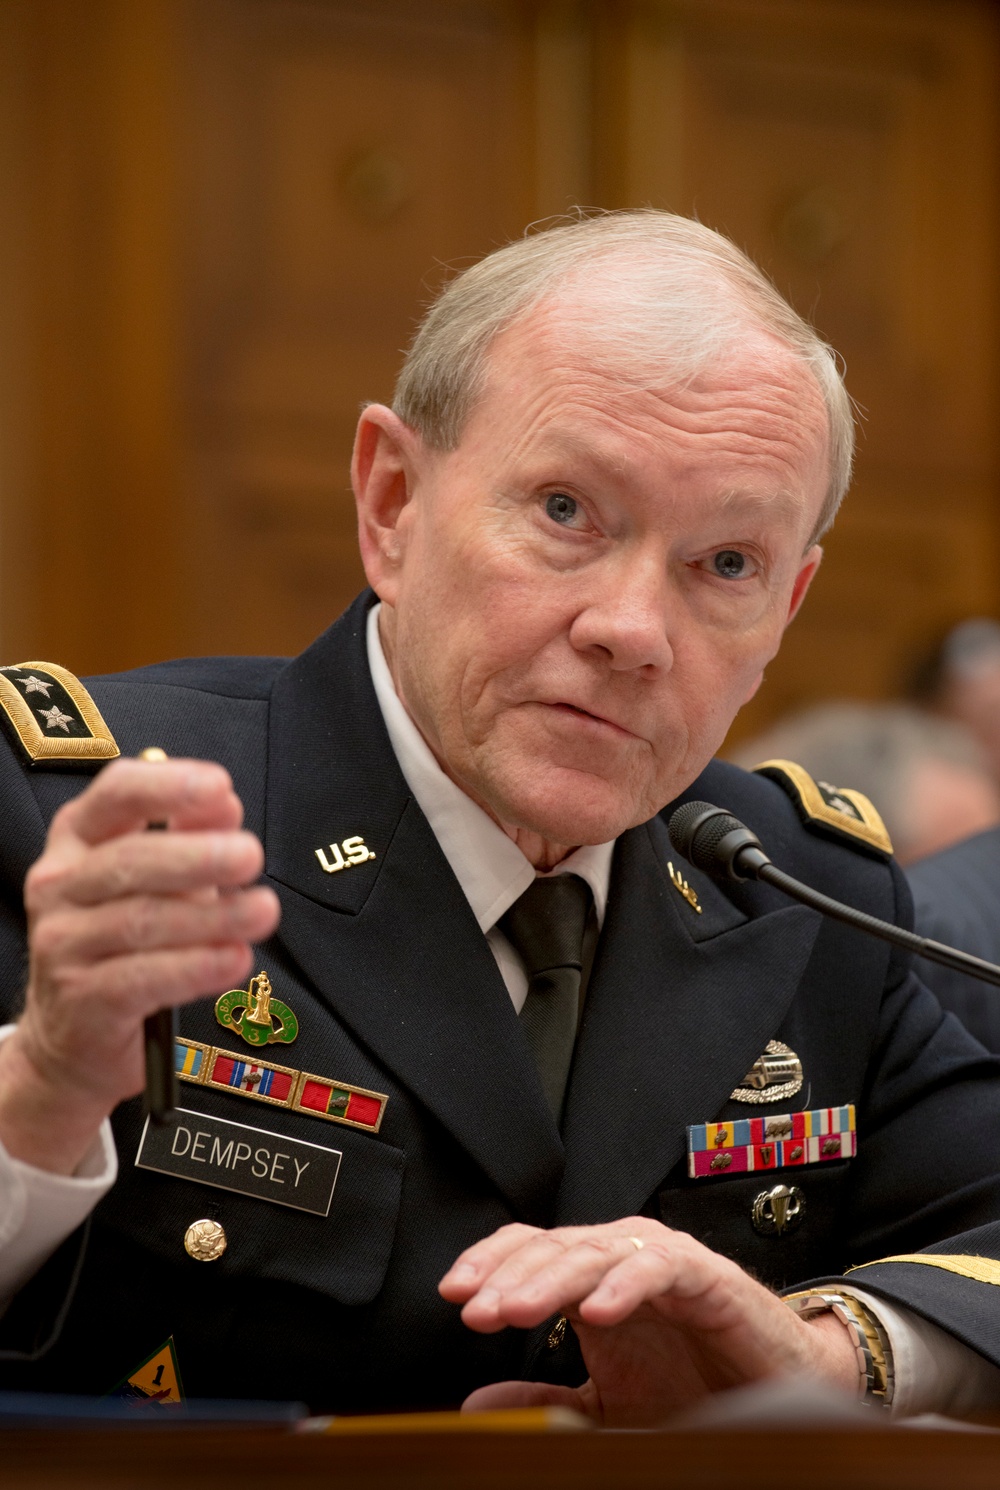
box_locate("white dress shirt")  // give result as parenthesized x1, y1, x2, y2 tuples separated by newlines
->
(0, 601, 997, 1419)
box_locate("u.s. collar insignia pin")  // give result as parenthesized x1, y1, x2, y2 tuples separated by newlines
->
(315, 835, 375, 875)
(668, 860, 702, 913)
(215, 970, 298, 1047)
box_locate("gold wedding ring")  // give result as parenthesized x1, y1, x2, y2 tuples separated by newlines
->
(627, 1235, 645, 1252)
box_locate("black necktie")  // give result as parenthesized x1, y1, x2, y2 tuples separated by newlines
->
(499, 874, 594, 1122)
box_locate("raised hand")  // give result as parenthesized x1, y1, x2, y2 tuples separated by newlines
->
(439, 1218, 857, 1426)
(0, 757, 280, 1175)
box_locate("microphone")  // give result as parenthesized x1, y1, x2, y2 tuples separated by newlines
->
(668, 800, 1000, 989)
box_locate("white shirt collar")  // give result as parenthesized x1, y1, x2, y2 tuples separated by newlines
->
(366, 603, 615, 933)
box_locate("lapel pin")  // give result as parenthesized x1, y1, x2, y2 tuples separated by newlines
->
(667, 861, 702, 913)
(315, 835, 375, 875)
(215, 970, 298, 1048)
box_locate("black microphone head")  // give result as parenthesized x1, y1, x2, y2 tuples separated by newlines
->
(667, 801, 767, 881)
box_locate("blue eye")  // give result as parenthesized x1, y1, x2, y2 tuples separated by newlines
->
(546, 493, 578, 525)
(713, 550, 747, 579)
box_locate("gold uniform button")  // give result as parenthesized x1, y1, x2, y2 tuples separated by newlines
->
(184, 1219, 227, 1262)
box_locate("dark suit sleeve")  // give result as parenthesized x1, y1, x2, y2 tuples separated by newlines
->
(907, 829, 1000, 1053)
(808, 860, 1000, 1364)
(0, 752, 47, 1023)
(0, 750, 95, 1360)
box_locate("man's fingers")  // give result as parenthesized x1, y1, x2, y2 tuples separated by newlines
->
(577, 1242, 685, 1326)
(462, 1381, 591, 1416)
(458, 1229, 662, 1331)
(51, 759, 243, 847)
(62, 941, 259, 1023)
(32, 885, 280, 965)
(438, 1223, 544, 1301)
(28, 830, 266, 911)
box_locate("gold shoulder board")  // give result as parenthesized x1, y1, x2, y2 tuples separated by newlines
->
(752, 758, 893, 860)
(0, 662, 120, 767)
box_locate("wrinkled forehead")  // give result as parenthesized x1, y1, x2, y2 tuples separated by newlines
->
(478, 292, 825, 407)
(466, 307, 831, 499)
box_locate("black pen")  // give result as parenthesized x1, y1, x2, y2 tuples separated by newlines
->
(139, 747, 177, 1125)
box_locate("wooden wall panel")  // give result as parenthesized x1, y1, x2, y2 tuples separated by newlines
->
(0, 0, 184, 675)
(181, 0, 534, 657)
(1, 0, 997, 723)
(590, 0, 1000, 743)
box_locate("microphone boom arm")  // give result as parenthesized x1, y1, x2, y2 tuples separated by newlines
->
(667, 799, 1000, 991)
(755, 859, 1000, 990)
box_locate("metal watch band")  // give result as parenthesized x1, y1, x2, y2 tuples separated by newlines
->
(784, 1289, 894, 1409)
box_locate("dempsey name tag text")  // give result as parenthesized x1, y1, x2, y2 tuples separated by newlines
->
(135, 1107, 342, 1216)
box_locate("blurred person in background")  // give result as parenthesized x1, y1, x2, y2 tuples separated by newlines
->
(908, 619, 1000, 783)
(908, 826, 1000, 1053)
(729, 701, 1000, 866)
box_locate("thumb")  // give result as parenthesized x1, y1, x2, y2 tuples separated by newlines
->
(462, 1380, 597, 1418)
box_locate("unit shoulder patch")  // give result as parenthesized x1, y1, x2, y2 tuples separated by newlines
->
(0, 662, 120, 767)
(752, 758, 892, 860)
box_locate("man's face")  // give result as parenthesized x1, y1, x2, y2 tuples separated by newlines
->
(356, 313, 828, 846)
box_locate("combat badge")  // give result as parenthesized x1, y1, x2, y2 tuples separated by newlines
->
(215, 970, 298, 1047)
(752, 759, 892, 859)
(0, 663, 119, 768)
(107, 1337, 184, 1405)
(730, 1039, 803, 1104)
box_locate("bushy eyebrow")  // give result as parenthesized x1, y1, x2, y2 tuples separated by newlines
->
(717, 488, 803, 526)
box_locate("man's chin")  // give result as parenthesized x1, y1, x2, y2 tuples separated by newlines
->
(484, 765, 649, 847)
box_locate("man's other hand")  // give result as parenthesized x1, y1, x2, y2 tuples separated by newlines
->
(439, 1219, 859, 1426)
(0, 758, 280, 1175)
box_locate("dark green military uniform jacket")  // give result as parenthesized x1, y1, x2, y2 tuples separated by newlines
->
(2, 593, 1000, 1412)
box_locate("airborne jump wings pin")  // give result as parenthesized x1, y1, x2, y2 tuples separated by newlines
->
(0, 662, 119, 766)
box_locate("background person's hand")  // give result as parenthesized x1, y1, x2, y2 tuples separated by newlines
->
(0, 757, 280, 1175)
(439, 1218, 858, 1426)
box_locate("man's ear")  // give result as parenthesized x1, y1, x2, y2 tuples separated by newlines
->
(352, 404, 424, 603)
(786, 544, 823, 626)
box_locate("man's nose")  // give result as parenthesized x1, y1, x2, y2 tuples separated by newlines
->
(567, 557, 674, 673)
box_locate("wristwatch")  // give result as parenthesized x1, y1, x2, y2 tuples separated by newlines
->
(784, 1288, 894, 1409)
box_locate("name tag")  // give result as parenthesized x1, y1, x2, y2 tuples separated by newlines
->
(135, 1107, 342, 1217)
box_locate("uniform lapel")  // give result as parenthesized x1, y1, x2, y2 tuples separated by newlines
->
(555, 813, 821, 1224)
(264, 595, 564, 1225)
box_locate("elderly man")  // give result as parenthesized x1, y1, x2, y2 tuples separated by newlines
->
(1, 213, 999, 1422)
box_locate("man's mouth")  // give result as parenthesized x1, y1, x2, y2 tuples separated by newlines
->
(543, 701, 639, 742)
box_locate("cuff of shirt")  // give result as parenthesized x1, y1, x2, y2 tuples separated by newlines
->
(835, 1282, 1000, 1419)
(0, 1023, 118, 1312)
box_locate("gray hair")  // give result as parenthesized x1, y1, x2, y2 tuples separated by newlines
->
(393, 211, 854, 539)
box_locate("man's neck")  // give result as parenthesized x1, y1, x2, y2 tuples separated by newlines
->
(500, 826, 577, 872)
